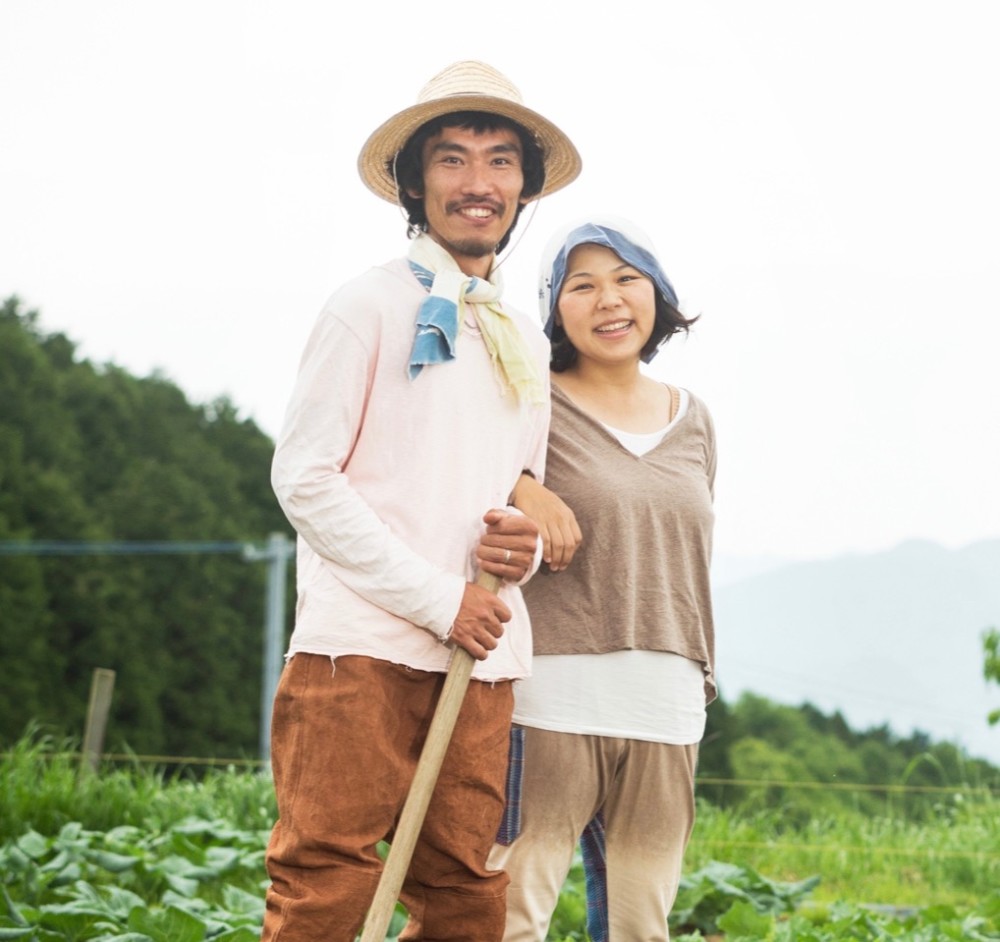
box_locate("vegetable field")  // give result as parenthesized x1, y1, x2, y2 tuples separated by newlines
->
(2, 733, 998, 941)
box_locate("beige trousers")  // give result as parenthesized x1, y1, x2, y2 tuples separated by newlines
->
(488, 726, 698, 941)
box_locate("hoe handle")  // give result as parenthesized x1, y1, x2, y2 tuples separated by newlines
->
(360, 571, 503, 941)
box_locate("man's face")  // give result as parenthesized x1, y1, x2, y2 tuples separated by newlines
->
(410, 124, 527, 278)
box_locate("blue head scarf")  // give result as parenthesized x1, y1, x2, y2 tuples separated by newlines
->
(538, 215, 679, 364)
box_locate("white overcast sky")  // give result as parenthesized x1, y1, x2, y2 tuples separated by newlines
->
(2, 0, 998, 562)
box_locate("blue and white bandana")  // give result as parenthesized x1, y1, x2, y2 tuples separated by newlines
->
(538, 215, 679, 364)
(407, 233, 545, 404)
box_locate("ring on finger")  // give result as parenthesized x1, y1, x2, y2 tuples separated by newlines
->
(503, 549, 511, 564)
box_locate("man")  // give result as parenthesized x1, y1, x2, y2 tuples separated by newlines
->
(262, 61, 581, 942)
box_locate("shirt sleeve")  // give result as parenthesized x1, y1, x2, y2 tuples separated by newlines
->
(517, 340, 551, 583)
(526, 350, 552, 485)
(270, 302, 465, 640)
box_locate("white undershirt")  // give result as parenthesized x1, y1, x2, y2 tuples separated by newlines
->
(512, 387, 708, 745)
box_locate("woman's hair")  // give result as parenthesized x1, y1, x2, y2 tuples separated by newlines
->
(549, 281, 699, 373)
(388, 110, 546, 253)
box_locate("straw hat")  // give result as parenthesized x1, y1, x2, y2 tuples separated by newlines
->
(357, 60, 582, 203)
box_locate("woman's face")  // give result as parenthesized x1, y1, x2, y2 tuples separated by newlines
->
(556, 243, 656, 367)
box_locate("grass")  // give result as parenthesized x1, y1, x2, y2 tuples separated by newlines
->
(685, 792, 999, 907)
(0, 727, 277, 837)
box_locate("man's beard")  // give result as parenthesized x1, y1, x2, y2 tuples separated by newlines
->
(443, 235, 497, 259)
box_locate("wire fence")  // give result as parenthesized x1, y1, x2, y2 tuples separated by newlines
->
(694, 839, 1000, 863)
(7, 748, 998, 795)
(4, 752, 998, 871)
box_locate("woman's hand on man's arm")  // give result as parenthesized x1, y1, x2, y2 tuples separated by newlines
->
(509, 474, 582, 572)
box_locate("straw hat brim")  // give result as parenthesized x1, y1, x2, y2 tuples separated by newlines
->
(357, 95, 582, 203)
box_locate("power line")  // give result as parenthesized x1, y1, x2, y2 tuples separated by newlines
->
(0, 540, 249, 555)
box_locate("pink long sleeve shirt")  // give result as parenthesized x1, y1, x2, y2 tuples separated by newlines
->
(271, 256, 551, 682)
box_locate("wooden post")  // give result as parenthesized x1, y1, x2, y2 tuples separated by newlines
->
(80, 668, 116, 773)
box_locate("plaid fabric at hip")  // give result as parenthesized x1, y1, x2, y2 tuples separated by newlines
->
(581, 812, 609, 942)
(495, 726, 525, 845)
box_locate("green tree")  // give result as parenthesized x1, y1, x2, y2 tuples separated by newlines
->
(985, 627, 1000, 726)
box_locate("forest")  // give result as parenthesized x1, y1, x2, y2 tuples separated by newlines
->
(2, 294, 998, 802)
(0, 296, 288, 758)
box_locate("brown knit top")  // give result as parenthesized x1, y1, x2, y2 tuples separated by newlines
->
(523, 384, 718, 702)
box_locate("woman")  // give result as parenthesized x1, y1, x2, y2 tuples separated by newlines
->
(489, 217, 717, 941)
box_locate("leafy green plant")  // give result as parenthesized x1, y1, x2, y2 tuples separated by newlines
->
(671, 860, 820, 936)
(0, 816, 266, 940)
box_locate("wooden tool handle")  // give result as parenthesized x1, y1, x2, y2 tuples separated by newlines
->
(360, 571, 503, 941)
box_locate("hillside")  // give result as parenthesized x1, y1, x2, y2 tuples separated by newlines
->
(0, 296, 292, 756)
(712, 538, 1000, 764)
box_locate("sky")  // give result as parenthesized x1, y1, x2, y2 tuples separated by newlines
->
(2, 0, 999, 565)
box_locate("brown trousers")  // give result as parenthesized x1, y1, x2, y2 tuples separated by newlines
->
(260, 653, 513, 942)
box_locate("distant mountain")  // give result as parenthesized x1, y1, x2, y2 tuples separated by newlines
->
(711, 539, 1000, 764)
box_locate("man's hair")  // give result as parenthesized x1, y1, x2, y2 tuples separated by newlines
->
(389, 110, 546, 253)
(549, 295, 700, 373)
